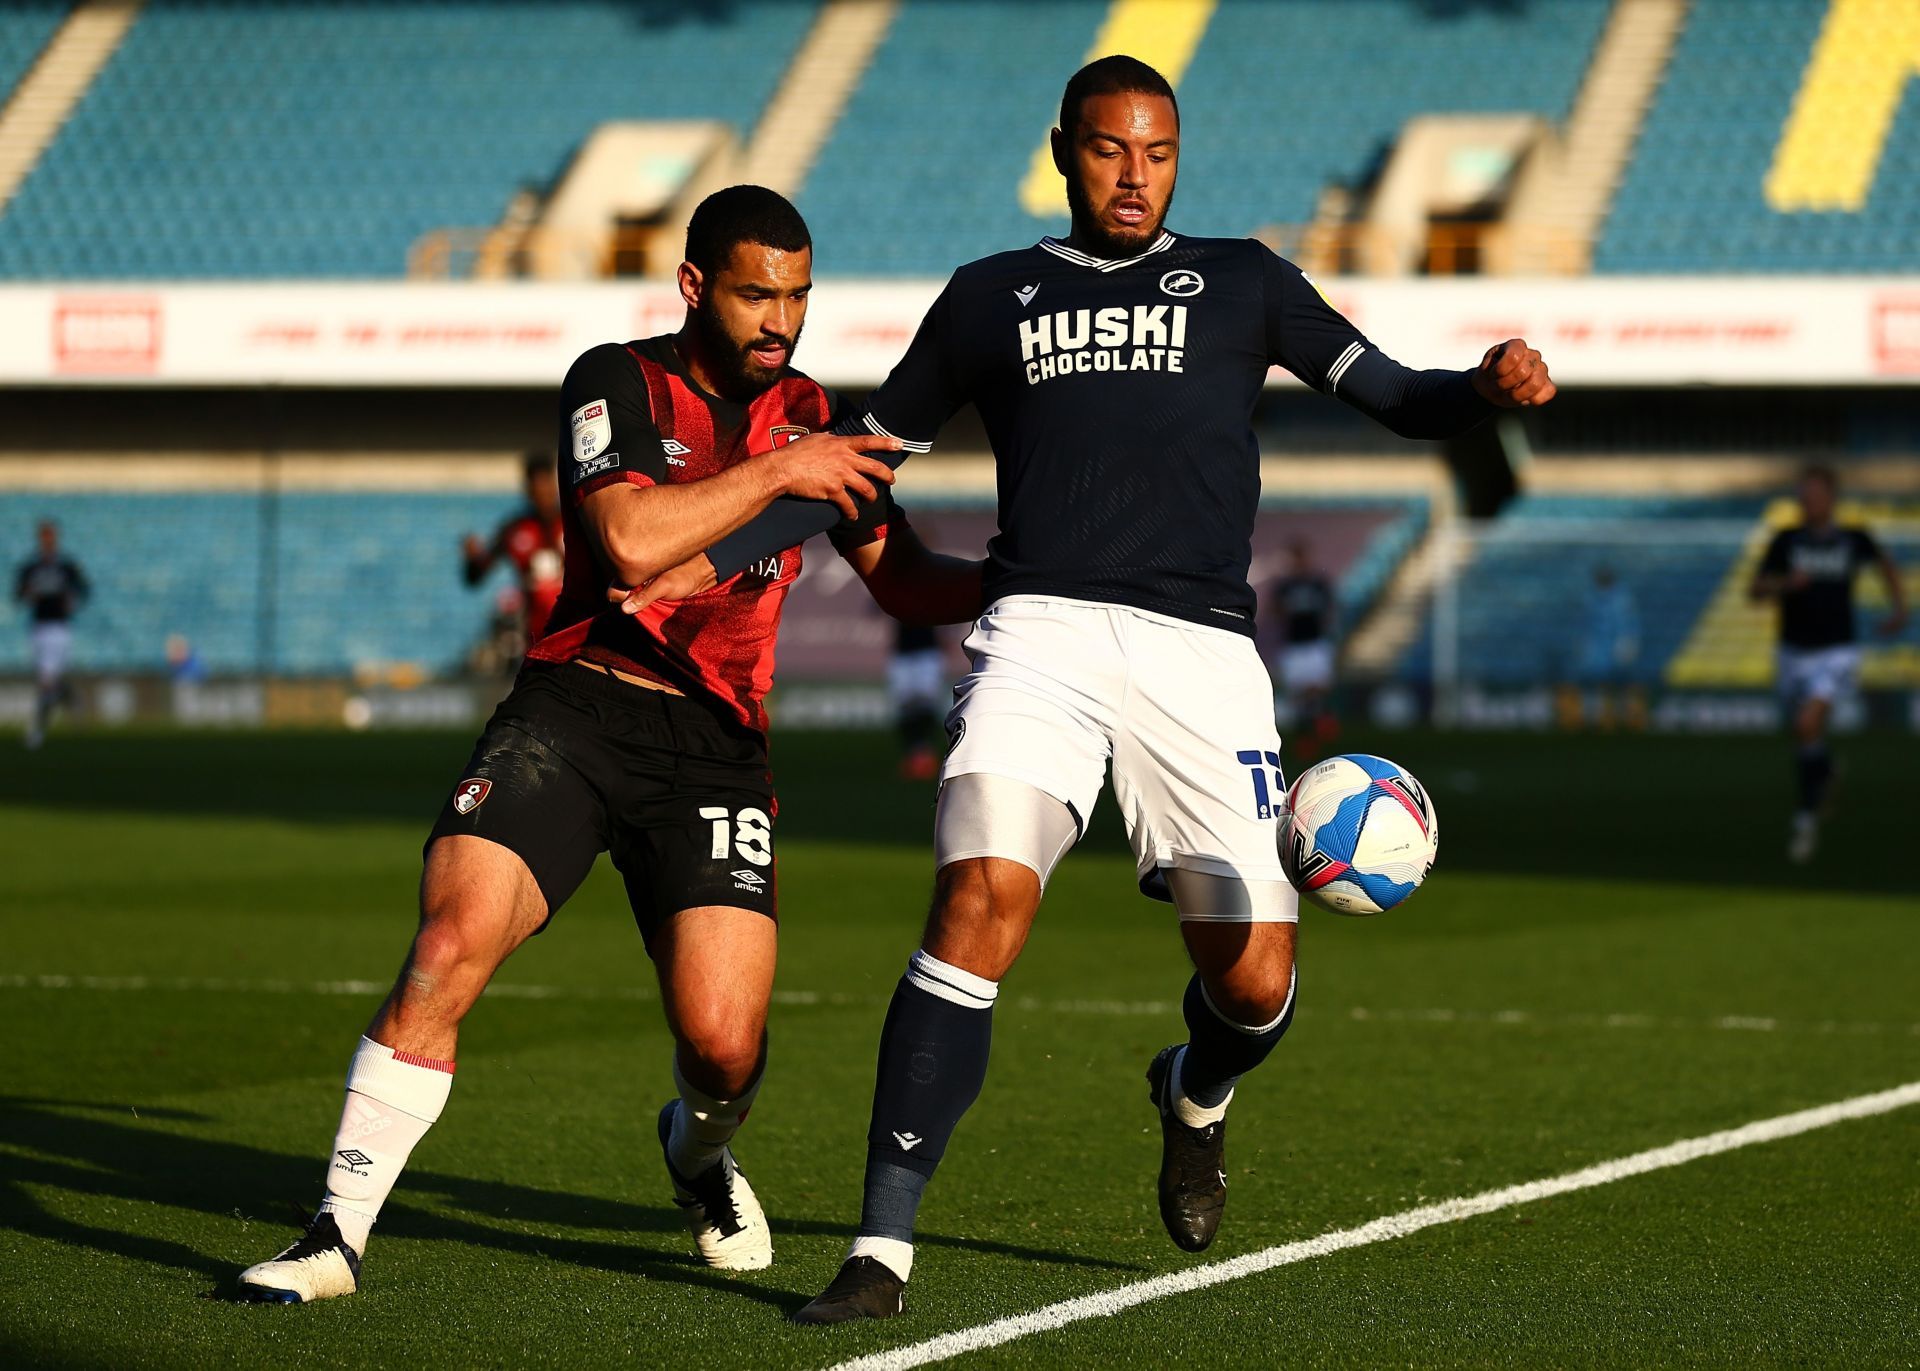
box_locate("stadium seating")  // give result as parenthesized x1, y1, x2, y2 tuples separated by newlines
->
(1396, 494, 1768, 687)
(0, 490, 530, 675)
(801, 0, 1612, 274)
(0, 0, 817, 279)
(0, 3, 66, 110)
(1597, 0, 1920, 271)
(0, 490, 1425, 678)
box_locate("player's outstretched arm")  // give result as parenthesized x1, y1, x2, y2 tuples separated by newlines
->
(841, 522, 984, 627)
(581, 430, 901, 589)
(1262, 246, 1553, 438)
(702, 283, 963, 582)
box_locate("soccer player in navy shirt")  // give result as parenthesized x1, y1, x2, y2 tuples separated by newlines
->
(15, 519, 88, 750)
(632, 57, 1557, 1321)
(1749, 465, 1906, 863)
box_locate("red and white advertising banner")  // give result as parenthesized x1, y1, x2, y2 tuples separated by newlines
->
(1, 277, 1916, 387)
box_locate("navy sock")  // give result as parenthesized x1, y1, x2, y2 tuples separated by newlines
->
(1177, 971, 1296, 1109)
(857, 951, 997, 1242)
(1796, 744, 1832, 815)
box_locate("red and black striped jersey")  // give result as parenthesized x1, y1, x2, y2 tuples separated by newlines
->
(527, 334, 894, 734)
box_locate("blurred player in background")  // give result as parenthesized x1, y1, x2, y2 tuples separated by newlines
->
(672, 57, 1556, 1322)
(15, 520, 89, 750)
(891, 621, 948, 780)
(462, 451, 565, 653)
(1749, 465, 1906, 863)
(1571, 564, 1641, 729)
(236, 187, 981, 1303)
(1268, 537, 1339, 759)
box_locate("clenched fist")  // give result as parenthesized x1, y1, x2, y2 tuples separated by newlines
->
(1472, 339, 1556, 408)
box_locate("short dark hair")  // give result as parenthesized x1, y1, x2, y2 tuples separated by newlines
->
(1800, 462, 1838, 492)
(684, 184, 811, 276)
(523, 450, 555, 478)
(1059, 55, 1178, 135)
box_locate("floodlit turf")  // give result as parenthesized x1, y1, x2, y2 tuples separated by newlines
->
(2, 725, 1916, 1368)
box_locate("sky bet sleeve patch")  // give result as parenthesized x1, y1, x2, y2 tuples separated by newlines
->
(570, 398, 620, 479)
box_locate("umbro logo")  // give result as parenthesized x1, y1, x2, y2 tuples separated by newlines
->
(661, 438, 690, 467)
(1014, 284, 1040, 307)
(730, 869, 766, 887)
(892, 1131, 923, 1151)
(335, 1149, 374, 1169)
(1160, 269, 1204, 298)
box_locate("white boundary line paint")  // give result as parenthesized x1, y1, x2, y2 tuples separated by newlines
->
(1, 974, 1916, 1036)
(826, 1080, 1920, 1371)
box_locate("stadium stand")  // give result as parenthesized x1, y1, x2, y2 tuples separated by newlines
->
(0, 490, 524, 675)
(0, 4, 68, 108)
(1597, 0, 1920, 271)
(1396, 494, 1771, 687)
(0, 489, 1427, 679)
(0, 0, 818, 278)
(802, 0, 1613, 275)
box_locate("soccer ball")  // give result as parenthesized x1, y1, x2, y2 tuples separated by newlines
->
(1279, 753, 1437, 916)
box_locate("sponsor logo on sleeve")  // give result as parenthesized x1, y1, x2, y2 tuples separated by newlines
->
(571, 399, 613, 462)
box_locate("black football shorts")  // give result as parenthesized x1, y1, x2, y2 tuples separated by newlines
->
(427, 661, 777, 941)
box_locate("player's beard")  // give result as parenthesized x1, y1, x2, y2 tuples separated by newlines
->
(1065, 173, 1174, 260)
(694, 305, 802, 399)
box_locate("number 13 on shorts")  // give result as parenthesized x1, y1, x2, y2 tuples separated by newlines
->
(700, 806, 774, 866)
(1236, 750, 1286, 820)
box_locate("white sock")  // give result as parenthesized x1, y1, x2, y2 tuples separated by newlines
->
(316, 1036, 454, 1253)
(1170, 1045, 1233, 1129)
(849, 1234, 914, 1282)
(667, 1055, 761, 1181)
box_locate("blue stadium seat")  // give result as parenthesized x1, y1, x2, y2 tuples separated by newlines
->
(802, 0, 1611, 276)
(0, 0, 817, 279)
(1396, 495, 1770, 686)
(1597, 0, 1920, 272)
(0, 490, 533, 675)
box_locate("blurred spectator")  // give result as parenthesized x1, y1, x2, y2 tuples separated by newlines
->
(165, 632, 207, 684)
(1572, 565, 1643, 730)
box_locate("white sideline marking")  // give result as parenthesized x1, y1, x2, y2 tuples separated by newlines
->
(1, 974, 1916, 1037)
(827, 1080, 1920, 1371)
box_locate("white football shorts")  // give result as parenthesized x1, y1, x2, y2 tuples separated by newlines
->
(941, 595, 1296, 916)
(1275, 640, 1336, 693)
(1777, 644, 1861, 708)
(887, 647, 947, 710)
(30, 623, 72, 688)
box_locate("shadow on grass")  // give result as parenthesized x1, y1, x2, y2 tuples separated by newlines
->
(0, 1097, 1143, 1314)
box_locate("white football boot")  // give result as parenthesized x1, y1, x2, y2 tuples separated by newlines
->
(657, 1101, 773, 1270)
(237, 1212, 362, 1302)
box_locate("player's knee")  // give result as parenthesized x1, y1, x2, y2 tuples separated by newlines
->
(1205, 967, 1294, 1026)
(925, 858, 1039, 978)
(675, 1017, 765, 1097)
(411, 888, 511, 985)
(1189, 926, 1297, 1025)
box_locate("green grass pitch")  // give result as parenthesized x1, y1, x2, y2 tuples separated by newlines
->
(2, 725, 1916, 1368)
